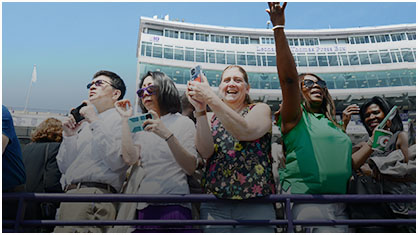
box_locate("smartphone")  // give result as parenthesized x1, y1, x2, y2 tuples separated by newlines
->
(70, 103, 87, 123)
(190, 65, 202, 82)
(128, 113, 153, 133)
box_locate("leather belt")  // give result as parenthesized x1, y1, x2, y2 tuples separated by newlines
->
(3, 184, 26, 193)
(65, 182, 117, 193)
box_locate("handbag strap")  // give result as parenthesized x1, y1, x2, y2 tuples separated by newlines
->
(42, 143, 50, 193)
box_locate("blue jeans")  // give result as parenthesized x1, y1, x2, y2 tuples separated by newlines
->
(292, 203, 349, 233)
(200, 201, 276, 233)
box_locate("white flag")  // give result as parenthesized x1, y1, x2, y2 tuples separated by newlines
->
(31, 65, 37, 82)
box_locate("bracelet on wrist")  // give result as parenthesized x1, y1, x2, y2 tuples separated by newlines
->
(272, 25, 285, 30)
(367, 137, 373, 147)
(165, 133, 174, 142)
(194, 110, 207, 118)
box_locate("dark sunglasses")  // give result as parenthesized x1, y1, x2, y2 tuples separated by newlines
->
(303, 79, 327, 89)
(137, 85, 157, 98)
(87, 79, 115, 89)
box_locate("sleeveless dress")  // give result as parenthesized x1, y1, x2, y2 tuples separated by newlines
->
(202, 104, 276, 199)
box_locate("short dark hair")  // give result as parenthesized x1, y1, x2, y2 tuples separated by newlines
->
(360, 96, 403, 136)
(93, 70, 126, 100)
(138, 71, 181, 114)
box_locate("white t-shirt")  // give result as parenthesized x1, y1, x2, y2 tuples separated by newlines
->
(132, 113, 197, 210)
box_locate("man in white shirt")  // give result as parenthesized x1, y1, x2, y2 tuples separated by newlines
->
(54, 70, 129, 233)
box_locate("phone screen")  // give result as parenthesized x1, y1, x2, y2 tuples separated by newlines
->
(190, 65, 202, 82)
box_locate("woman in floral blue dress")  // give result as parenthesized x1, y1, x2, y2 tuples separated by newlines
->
(186, 65, 276, 233)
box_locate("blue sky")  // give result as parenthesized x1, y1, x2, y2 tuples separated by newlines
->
(2, 2, 416, 112)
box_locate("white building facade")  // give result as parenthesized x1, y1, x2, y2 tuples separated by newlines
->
(136, 17, 416, 137)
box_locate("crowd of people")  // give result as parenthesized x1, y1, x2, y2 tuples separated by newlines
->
(3, 2, 415, 233)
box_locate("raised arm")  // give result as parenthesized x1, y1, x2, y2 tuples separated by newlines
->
(115, 99, 141, 165)
(188, 74, 272, 141)
(342, 104, 360, 131)
(56, 111, 83, 173)
(267, 2, 301, 135)
(143, 110, 197, 175)
(185, 86, 215, 159)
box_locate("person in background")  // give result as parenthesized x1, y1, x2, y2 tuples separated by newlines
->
(349, 96, 415, 232)
(267, 2, 352, 232)
(187, 64, 276, 233)
(54, 70, 129, 233)
(22, 117, 63, 232)
(181, 93, 196, 123)
(351, 96, 409, 170)
(114, 71, 198, 233)
(2, 105, 26, 231)
(180, 93, 204, 224)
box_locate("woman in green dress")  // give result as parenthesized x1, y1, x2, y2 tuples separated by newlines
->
(267, 2, 352, 232)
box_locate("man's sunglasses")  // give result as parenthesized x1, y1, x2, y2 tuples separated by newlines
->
(87, 79, 115, 89)
(303, 79, 327, 89)
(137, 85, 157, 98)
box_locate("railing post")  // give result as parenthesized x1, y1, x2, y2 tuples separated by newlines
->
(285, 198, 294, 233)
(14, 196, 26, 232)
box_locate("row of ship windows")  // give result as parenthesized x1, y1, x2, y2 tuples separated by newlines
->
(140, 42, 416, 67)
(139, 63, 416, 90)
(146, 28, 416, 45)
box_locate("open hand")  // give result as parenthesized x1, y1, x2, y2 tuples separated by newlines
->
(115, 99, 133, 119)
(266, 2, 287, 27)
(342, 104, 360, 128)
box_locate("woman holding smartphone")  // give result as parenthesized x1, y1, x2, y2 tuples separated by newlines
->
(114, 71, 198, 233)
(187, 65, 276, 233)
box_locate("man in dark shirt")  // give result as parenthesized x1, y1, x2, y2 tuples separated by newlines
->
(2, 105, 26, 230)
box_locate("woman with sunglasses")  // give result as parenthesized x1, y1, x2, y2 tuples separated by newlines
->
(186, 65, 276, 233)
(114, 71, 198, 233)
(267, 3, 352, 232)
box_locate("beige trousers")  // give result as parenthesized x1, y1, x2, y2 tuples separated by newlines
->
(53, 187, 117, 233)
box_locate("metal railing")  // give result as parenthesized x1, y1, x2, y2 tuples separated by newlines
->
(3, 193, 416, 233)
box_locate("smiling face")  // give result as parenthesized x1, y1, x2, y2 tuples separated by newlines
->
(219, 67, 249, 107)
(364, 103, 385, 131)
(140, 76, 161, 115)
(301, 75, 325, 106)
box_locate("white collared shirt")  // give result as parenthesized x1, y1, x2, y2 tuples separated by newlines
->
(57, 108, 128, 192)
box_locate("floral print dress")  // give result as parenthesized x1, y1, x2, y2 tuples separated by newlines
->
(202, 104, 276, 199)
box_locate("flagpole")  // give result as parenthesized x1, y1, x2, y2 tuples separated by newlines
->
(23, 65, 37, 113)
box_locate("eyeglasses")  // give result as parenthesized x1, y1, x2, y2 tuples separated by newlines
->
(137, 85, 157, 98)
(87, 79, 114, 89)
(303, 79, 327, 89)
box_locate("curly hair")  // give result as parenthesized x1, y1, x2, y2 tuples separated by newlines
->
(31, 118, 63, 143)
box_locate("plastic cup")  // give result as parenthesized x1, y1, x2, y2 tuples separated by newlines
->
(372, 129, 393, 152)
